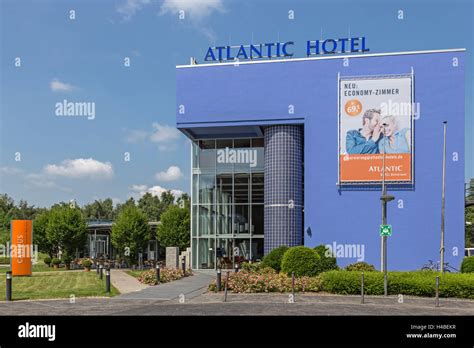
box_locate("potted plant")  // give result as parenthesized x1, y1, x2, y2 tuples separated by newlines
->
(82, 259, 92, 272)
(63, 255, 72, 270)
(44, 257, 52, 267)
(51, 258, 61, 269)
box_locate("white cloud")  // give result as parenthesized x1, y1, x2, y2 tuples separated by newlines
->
(0, 167, 24, 175)
(149, 123, 181, 150)
(50, 79, 77, 92)
(155, 166, 183, 182)
(117, 0, 151, 20)
(159, 0, 224, 19)
(129, 184, 184, 200)
(123, 123, 181, 150)
(159, 0, 225, 41)
(44, 158, 114, 179)
(124, 129, 148, 143)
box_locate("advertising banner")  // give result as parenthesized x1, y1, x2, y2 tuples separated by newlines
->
(339, 75, 413, 183)
(11, 220, 33, 276)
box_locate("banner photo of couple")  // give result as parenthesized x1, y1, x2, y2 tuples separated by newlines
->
(339, 75, 413, 183)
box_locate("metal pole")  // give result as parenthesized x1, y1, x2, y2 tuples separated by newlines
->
(440, 121, 447, 273)
(380, 125, 393, 297)
(435, 276, 440, 307)
(6, 271, 12, 301)
(99, 264, 103, 280)
(361, 272, 365, 304)
(156, 263, 160, 284)
(291, 272, 295, 302)
(105, 268, 111, 293)
(223, 271, 229, 302)
(216, 269, 221, 291)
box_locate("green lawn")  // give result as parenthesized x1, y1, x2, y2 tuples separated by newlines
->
(0, 264, 68, 273)
(0, 271, 119, 300)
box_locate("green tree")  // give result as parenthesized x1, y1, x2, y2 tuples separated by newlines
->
(0, 194, 16, 244)
(82, 199, 114, 220)
(156, 205, 190, 252)
(159, 191, 175, 213)
(176, 193, 190, 210)
(33, 209, 55, 257)
(46, 205, 87, 258)
(111, 204, 150, 264)
(466, 206, 474, 248)
(138, 193, 161, 221)
(114, 197, 136, 217)
(0, 195, 40, 245)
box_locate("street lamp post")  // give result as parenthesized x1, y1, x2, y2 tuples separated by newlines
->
(440, 121, 447, 273)
(380, 124, 394, 296)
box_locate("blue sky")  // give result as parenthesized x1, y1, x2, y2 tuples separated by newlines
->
(0, 0, 473, 208)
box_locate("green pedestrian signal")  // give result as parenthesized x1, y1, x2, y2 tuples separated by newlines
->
(380, 224, 392, 237)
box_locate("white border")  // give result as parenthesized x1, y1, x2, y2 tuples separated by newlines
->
(176, 48, 466, 69)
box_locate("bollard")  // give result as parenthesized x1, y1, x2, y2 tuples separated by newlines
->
(99, 264, 103, 280)
(361, 272, 365, 304)
(96, 262, 99, 274)
(6, 271, 12, 301)
(216, 269, 222, 292)
(105, 268, 110, 293)
(223, 271, 229, 302)
(181, 256, 186, 274)
(291, 272, 295, 302)
(234, 263, 239, 273)
(156, 263, 160, 284)
(435, 276, 440, 307)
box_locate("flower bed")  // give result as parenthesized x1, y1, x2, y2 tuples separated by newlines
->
(136, 268, 193, 286)
(208, 267, 321, 293)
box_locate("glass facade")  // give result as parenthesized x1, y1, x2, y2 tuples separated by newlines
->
(191, 138, 264, 269)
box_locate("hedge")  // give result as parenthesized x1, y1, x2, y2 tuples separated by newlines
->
(320, 271, 474, 299)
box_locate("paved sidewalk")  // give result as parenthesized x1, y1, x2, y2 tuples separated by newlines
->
(0, 293, 473, 316)
(117, 270, 214, 300)
(110, 269, 149, 294)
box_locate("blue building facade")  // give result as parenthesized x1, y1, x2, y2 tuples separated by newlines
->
(176, 49, 465, 271)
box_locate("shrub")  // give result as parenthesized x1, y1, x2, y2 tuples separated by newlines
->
(62, 255, 72, 265)
(82, 259, 92, 268)
(320, 270, 474, 299)
(137, 268, 192, 286)
(43, 257, 52, 266)
(51, 258, 61, 265)
(460, 256, 474, 273)
(281, 246, 321, 277)
(240, 262, 264, 272)
(313, 245, 338, 273)
(208, 268, 322, 293)
(345, 262, 377, 272)
(262, 246, 289, 272)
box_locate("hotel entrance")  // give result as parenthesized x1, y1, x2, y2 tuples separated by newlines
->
(191, 138, 264, 269)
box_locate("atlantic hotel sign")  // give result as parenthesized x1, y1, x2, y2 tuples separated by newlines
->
(204, 37, 369, 62)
